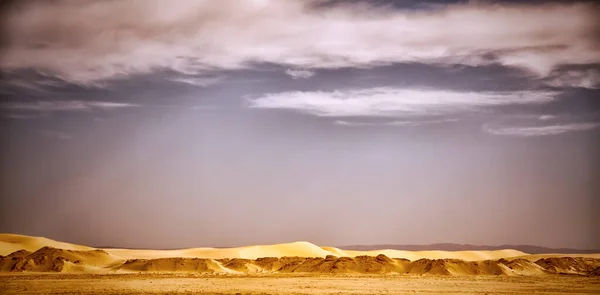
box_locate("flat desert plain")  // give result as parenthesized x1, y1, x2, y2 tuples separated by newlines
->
(1, 234, 599, 294)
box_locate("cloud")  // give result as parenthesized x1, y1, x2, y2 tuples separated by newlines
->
(1, 0, 598, 84)
(334, 120, 414, 127)
(168, 76, 224, 87)
(0, 100, 139, 112)
(538, 115, 556, 121)
(285, 69, 315, 79)
(0, 77, 64, 93)
(334, 118, 459, 127)
(247, 87, 556, 117)
(483, 122, 600, 136)
(544, 69, 600, 89)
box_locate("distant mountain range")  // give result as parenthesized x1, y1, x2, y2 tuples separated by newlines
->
(338, 243, 599, 254)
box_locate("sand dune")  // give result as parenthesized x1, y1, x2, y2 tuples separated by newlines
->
(0, 234, 526, 261)
(0, 234, 93, 256)
(115, 245, 526, 261)
(106, 241, 333, 260)
(1, 234, 599, 276)
(0, 246, 117, 273)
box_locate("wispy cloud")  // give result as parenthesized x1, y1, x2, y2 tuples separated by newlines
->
(334, 120, 414, 127)
(544, 69, 600, 89)
(538, 115, 556, 121)
(168, 76, 224, 87)
(334, 118, 459, 127)
(483, 122, 600, 136)
(247, 88, 556, 117)
(1, 100, 139, 112)
(285, 69, 315, 79)
(1, 1, 598, 84)
(1, 78, 62, 92)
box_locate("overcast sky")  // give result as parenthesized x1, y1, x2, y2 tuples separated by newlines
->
(1, 0, 599, 250)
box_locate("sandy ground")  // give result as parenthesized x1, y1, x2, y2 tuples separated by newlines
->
(1, 273, 600, 295)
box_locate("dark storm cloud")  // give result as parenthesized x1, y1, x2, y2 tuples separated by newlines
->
(1, 0, 598, 135)
(1, 0, 598, 85)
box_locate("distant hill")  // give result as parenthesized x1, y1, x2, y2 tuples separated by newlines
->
(338, 243, 599, 254)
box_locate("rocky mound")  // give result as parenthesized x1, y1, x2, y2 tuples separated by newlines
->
(122, 255, 583, 276)
(5, 249, 32, 258)
(2, 248, 600, 276)
(0, 246, 114, 272)
(535, 257, 600, 275)
(251, 255, 410, 274)
(119, 257, 227, 273)
(120, 254, 410, 274)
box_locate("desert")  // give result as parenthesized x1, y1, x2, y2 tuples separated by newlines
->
(2, 0, 600, 294)
(1, 234, 599, 294)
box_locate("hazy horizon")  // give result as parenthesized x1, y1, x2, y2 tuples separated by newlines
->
(1, 0, 599, 250)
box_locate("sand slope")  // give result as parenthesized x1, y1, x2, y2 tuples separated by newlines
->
(0, 234, 93, 256)
(108, 245, 528, 261)
(106, 241, 333, 260)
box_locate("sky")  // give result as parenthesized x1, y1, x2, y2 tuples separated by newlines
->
(0, 0, 599, 250)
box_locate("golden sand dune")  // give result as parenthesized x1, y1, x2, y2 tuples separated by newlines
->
(0, 234, 93, 255)
(0, 234, 527, 261)
(1, 234, 599, 276)
(106, 241, 333, 260)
